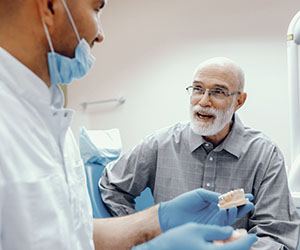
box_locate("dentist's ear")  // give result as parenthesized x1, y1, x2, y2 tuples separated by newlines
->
(36, 0, 62, 27)
(234, 92, 247, 112)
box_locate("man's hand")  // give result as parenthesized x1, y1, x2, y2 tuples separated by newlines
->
(158, 188, 254, 232)
(133, 223, 257, 250)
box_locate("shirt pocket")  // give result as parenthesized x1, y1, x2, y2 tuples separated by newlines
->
(154, 160, 203, 202)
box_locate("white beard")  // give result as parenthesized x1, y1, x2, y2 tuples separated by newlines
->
(190, 102, 235, 136)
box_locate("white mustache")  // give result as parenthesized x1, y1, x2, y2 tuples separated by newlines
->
(192, 105, 219, 117)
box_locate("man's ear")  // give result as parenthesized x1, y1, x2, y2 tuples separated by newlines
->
(36, 0, 60, 27)
(234, 92, 247, 112)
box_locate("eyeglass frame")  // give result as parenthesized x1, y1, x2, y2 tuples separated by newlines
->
(185, 85, 241, 100)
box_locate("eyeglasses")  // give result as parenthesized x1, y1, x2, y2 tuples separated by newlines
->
(185, 86, 241, 100)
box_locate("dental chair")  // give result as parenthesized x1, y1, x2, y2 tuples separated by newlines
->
(80, 127, 154, 218)
(85, 162, 154, 218)
(85, 163, 111, 218)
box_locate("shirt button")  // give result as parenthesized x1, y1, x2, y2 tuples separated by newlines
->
(206, 183, 211, 187)
(209, 157, 213, 161)
(205, 143, 210, 147)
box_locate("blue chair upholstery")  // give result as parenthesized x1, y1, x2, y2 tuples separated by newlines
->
(85, 163, 111, 218)
(84, 163, 154, 218)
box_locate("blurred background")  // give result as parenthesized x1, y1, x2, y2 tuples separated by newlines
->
(67, 0, 300, 168)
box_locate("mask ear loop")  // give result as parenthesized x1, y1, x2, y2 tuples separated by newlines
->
(59, 0, 81, 43)
(41, 19, 61, 87)
(42, 20, 55, 53)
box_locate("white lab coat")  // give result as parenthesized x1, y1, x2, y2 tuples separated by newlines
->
(0, 48, 94, 250)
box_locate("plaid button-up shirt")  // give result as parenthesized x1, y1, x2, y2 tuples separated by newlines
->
(100, 115, 300, 249)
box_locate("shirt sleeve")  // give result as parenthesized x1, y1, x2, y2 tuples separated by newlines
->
(99, 135, 158, 216)
(248, 146, 300, 250)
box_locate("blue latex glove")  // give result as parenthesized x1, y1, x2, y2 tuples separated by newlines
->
(159, 188, 254, 232)
(133, 223, 257, 250)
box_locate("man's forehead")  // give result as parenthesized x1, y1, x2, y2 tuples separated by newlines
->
(195, 64, 229, 75)
(193, 67, 238, 88)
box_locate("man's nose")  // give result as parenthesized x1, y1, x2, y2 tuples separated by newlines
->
(95, 32, 104, 43)
(95, 21, 105, 43)
(198, 90, 212, 107)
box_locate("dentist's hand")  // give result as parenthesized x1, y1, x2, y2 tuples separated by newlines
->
(159, 188, 254, 232)
(133, 223, 257, 250)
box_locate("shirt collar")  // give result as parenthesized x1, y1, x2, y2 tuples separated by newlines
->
(188, 124, 207, 152)
(0, 47, 64, 109)
(188, 114, 245, 158)
(50, 84, 65, 109)
(215, 114, 245, 158)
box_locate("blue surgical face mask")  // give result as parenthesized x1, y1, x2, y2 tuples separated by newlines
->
(43, 0, 96, 85)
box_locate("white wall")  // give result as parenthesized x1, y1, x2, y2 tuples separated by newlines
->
(68, 0, 300, 167)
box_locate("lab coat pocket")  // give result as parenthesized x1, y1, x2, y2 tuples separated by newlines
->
(3, 174, 72, 250)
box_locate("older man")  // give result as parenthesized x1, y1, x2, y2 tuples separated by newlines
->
(100, 57, 300, 249)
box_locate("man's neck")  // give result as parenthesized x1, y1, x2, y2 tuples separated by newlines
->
(203, 121, 233, 146)
(0, 19, 51, 87)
